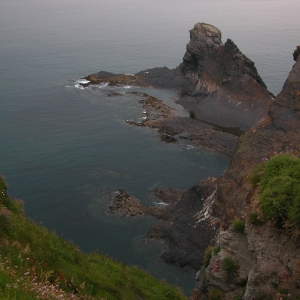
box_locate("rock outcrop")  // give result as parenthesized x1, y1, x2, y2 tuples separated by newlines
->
(83, 23, 274, 155)
(181, 23, 267, 94)
(192, 47, 300, 300)
(107, 179, 219, 270)
(106, 188, 184, 219)
(147, 178, 219, 270)
(178, 23, 274, 131)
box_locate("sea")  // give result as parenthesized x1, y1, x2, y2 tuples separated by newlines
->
(0, 0, 299, 294)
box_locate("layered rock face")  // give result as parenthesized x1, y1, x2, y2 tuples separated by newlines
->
(181, 23, 267, 95)
(179, 23, 274, 131)
(194, 47, 300, 300)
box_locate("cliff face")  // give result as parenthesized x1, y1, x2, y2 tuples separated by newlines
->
(83, 26, 300, 298)
(194, 48, 300, 300)
(179, 23, 274, 131)
(181, 22, 268, 98)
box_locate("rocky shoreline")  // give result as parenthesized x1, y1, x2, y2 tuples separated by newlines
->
(106, 179, 218, 270)
(83, 22, 300, 299)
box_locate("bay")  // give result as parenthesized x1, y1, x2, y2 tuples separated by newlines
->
(0, 0, 299, 294)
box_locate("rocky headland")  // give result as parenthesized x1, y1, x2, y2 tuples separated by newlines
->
(84, 23, 300, 299)
(83, 23, 274, 156)
(191, 45, 300, 300)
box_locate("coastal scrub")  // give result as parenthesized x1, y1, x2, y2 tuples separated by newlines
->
(251, 154, 300, 233)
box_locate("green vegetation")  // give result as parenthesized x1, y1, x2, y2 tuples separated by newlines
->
(212, 245, 221, 255)
(203, 246, 213, 268)
(233, 289, 245, 300)
(189, 110, 197, 120)
(208, 288, 224, 300)
(221, 257, 239, 279)
(250, 154, 300, 231)
(231, 217, 245, 234)
(257, 291, 269, 300)
(248, 213, 263, 225)
(278, 287, 288, 295)
(0, 176, 187, 300)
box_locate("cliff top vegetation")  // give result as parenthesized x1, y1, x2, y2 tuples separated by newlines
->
(0, 176, 187, 300)
(250, 153, 300, 235)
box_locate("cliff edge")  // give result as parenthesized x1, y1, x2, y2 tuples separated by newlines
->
(193, 47, 300, 300)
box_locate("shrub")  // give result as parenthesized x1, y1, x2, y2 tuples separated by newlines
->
(260, 175, 297, 220)
(233, 289, 245, 300)
(278, 287, 288, 295)
(209, 288, 224, 300)
(231, 217, 245, 234)
(258, 291, 269, 300)
(248, 213, 263, 225)
(249, 163, 265, 186)
(221, 257, 239, 278)
(0, 214, 11, 234)
(189, 110, 197, 120)
(203, 246, 213, 268)
(213, 245, 221, 255)
(251, 154, 300, 232)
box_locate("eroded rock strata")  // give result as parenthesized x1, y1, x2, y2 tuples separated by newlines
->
(191, 47, 300, 300)
(84, 22, 300, 299)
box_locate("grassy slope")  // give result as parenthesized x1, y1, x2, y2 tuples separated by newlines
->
(0, 176, 188, 300)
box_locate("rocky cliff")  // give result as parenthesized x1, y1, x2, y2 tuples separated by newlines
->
(178, 23, 274, 131)
(192, 47, 300, 300)
(83, 23, 300, 299)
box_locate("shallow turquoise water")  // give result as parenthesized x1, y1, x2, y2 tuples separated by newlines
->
(0, 0, 299, 294)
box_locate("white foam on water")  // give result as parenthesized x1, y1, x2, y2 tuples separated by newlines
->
(77, 79, 90, 84)
(74, 84, 84, 90)
(154, 201, 168, 206)
(96, 82, 109, 89)
(186, 144, 196, 150)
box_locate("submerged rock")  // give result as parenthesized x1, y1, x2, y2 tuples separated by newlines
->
(106, 189, 183, 220)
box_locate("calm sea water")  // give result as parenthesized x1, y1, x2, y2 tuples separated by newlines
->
(1, 0, 299, 294)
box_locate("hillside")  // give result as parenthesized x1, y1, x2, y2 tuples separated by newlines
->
(0, 176, 187, 300)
